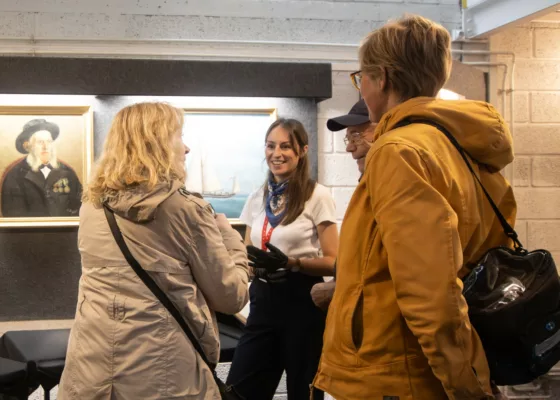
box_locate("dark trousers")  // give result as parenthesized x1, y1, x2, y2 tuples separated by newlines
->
(227, 275, 326, 400)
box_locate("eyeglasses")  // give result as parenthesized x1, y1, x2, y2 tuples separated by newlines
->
(350, 70, 362, 91)
(343, 132, 366, 146)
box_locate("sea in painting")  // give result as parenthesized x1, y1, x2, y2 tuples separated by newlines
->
(208, 194, 250, 219)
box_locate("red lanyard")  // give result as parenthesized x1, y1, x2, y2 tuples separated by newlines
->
(261, 216, 274, 251)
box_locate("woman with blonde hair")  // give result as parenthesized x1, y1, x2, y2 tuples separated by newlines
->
(313, 15, 515, 399)
(58, 102, 250, 400)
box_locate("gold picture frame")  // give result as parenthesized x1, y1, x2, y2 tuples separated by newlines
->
(182, 107, 278, 225)
(0, 105, 93, 227)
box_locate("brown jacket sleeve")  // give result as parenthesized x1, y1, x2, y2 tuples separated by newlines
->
(181, 202, 250, 315)
(367, 143, 492, 399)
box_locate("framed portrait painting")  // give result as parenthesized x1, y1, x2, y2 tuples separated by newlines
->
(182, 108, 277, 224)
(0, 106, 93, 227)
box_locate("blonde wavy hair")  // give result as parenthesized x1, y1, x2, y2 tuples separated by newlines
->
(359, 14, 452, 101)
(83, 102, 185, 207)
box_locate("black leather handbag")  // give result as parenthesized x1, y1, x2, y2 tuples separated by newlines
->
(396, 119, 560, 386)
(104, 205, 244, 400)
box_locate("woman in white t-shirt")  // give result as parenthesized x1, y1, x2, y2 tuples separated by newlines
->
(226, 118, 338, 400)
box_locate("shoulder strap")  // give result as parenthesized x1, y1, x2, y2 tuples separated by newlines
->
(102, 205, 217, 370)
(394, 119, 524, 251)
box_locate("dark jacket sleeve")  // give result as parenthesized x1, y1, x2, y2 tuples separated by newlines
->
(1, 172, 27, 217)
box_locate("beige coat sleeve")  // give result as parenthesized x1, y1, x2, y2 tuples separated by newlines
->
(367, 143, 492, 400)
(182, 202, 250, 315)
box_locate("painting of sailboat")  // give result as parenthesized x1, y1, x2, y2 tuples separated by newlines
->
(185, 150, 240, 198)
(183, 109, 276, 221)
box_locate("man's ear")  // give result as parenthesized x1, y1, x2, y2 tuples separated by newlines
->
(378, 67, 388, 92)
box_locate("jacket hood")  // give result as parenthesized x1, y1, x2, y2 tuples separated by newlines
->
(374, 97, 514, 171)
(105, 180, 183, 222)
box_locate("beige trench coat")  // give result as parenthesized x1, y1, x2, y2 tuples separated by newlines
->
(58, 180, 250, 400)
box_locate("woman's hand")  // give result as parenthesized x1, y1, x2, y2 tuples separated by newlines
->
(247, 243, 288, 272)
(247, 243, 289, 283)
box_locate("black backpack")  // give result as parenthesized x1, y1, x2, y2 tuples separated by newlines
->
(396, 119, 560, 386)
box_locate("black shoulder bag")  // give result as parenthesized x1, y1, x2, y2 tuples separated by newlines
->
(395, 119, 560, 386)
(103, 205, 244, 400)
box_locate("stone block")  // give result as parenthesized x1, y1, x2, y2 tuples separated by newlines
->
(318, 153, 361, 186)
(514, 188, 560, 219)
(513, 156, 531, 187)
(515, 60, 560, 91)
(504, 91, 529, 123)
(528, 221, 560, 251)
(332, 187, 357, 219)
(490, 27, 532, 58)
(532, 156, 560, 187)
(531, 92, 560, 123)
(318, 117, 334, 153)
(513, 125, 560, 155)
(534, 25, 560, 59)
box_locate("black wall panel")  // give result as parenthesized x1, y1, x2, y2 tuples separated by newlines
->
(0, 56, 329, 321)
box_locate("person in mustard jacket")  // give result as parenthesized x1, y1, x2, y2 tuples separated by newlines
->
(312, 15, 516, 400)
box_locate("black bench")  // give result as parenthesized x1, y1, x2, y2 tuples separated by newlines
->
(0, 316, 244, 399)
(217, 312, 245, 363)
(0, 357, 35, 400)
(0, 330, 69, 400)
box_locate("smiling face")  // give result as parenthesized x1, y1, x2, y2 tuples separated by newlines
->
(345, 122, 377, 173)
(265, 125, 307, 182)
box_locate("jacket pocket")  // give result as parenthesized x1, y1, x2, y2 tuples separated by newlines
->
(77, 293, 87, 316)
(352, 291, 364, 351)
(342, 286, 364, 353)
(106, 295, 128, 321)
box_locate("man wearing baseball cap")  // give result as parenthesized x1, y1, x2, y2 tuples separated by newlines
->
(311, 99, 376, 311)
(327, 98, 376, 175)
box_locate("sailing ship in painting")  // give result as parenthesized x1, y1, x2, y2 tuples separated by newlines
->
(186, 151, 240, 198)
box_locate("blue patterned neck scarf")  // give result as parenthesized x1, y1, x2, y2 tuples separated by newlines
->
(265, 178, 288, 228)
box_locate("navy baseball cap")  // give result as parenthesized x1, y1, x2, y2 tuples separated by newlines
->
(326, 99, 370, 131)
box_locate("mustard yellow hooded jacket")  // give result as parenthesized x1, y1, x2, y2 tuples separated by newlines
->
(313, 98, 517, 400)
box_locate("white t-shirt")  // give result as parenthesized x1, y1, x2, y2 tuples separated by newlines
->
(240, 183, 336, 259)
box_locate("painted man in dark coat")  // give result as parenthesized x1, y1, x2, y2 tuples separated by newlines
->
(1, 119, 82, 217)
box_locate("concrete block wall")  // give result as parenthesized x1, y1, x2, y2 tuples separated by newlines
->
(318, 70, 361, 226)
(490, 19, 560, 263)
(0, 0, 460, 44)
